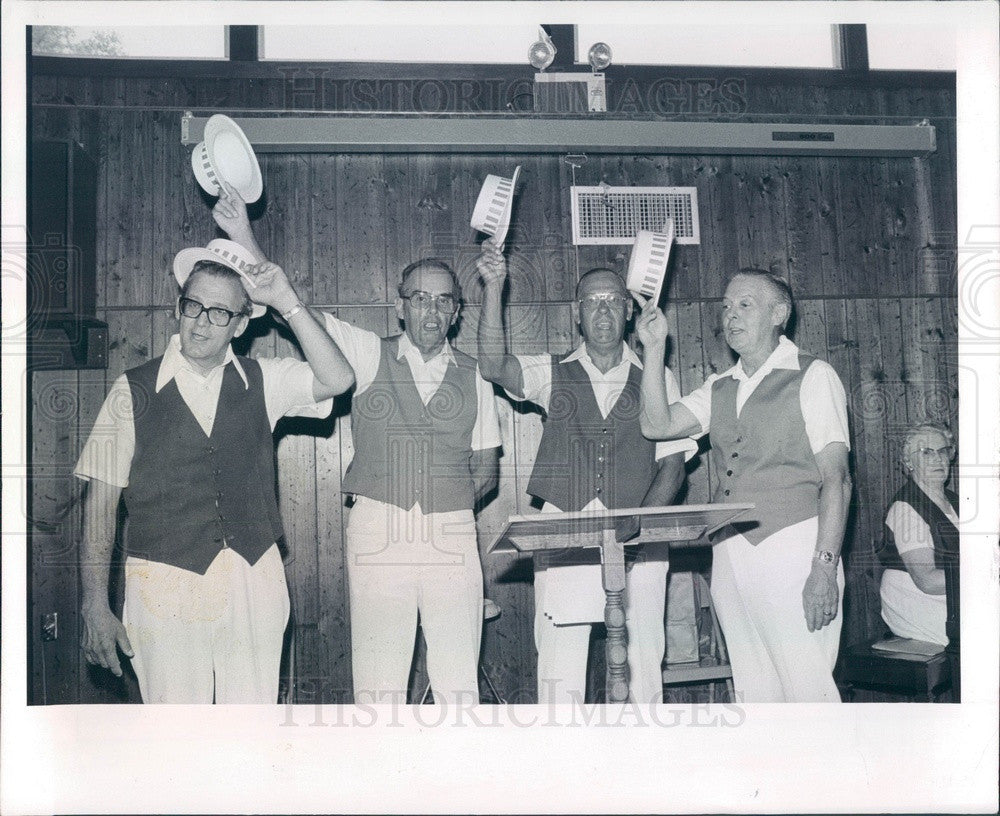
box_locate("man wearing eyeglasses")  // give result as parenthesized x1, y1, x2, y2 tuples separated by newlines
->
(75, 189, 355, 703)
(477, 239, 695, 704)
(218, 201, 501, 706)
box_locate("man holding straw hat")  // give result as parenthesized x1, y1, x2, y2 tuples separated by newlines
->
(77, 183, 355, 703)
(477, 238, 695, 704)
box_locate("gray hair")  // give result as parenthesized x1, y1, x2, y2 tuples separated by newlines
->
(729, 267, 794, 331)
(901, 421, 955, 468)
(398, 258, 462, 300)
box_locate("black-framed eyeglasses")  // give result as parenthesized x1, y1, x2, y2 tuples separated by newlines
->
(400, 290, 459, 314)
(578, 293, 630, 310)
(178, 296, 246, 327)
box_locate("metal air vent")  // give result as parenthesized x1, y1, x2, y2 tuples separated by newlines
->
(571, 186, 700, 245)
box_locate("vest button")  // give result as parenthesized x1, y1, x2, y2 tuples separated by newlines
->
(726, 470, 733, 476)
(598, 457, 604, 463)
(596, 487, 602, 493)
(724, 489, 730, 496)
(735, 437, 742, 443)
(597, 472, 603, 478)
(731, 452, 738, 458)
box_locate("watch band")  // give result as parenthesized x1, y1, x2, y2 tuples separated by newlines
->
(814, 549, 838, 566)
(281, 302, 304, 321)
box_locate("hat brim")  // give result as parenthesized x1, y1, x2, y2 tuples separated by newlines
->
(172, 243, 267, 319)
(192, 114, 263, 203)
(626, 222, 675, 307)
(471, 165, 521, 246)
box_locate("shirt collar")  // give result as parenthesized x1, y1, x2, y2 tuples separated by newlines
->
(725, 335, 800, 382)
(156, 334, 247, 392)
(397, 331, 454, 365)
(562, 341, 643, 370)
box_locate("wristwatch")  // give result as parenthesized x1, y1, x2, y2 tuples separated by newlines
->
(814, 550, 838, 566)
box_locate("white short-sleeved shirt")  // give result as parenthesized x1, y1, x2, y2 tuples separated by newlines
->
(677, 336, 850, 455)
(885, 500, 959, 555)
(322, 312, 502, 452)
(74, 334, 330, 488)
(510, 341, 698, 464)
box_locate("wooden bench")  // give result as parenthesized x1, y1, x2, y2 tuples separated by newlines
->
(838, 638, 952, 702)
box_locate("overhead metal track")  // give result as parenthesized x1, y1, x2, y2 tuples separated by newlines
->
(180, 114, 935, 157)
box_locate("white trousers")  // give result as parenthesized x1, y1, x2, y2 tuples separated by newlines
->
(535, 543, 671, 705)
(711, 518, 844, 703)
(345, 497, 483, 705)
(123, 544, 290, 704)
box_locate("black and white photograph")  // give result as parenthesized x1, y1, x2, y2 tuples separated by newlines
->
(2, 1, 998, 813)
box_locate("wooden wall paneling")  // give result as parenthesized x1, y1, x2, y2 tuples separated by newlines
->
(30, 369, 82, 704)
(879, 158, 921, 298)
(335, 155, 387, 304)
(939, 296, 959, 456)
(781, 156, 831, 299)
(407, 154, 452, 271)
(732, 156, 789, 277)
(313, 376, 349, 702)
(851, 298, 894, 571)
(252, 155, 313, 300)
(529, 155, 576, 304)
(310, 154, 339, 305)
(695, 155, 737, 300)
(382, 154, 412, 292)
(151, 111, 188, 306)
(835, 158, 892, 298)
(151, 308, 176, 357)
(821, 297, 874, 649)
(793, 298, 829, 360)
(104, 111, 155, 307)
(902, 296, 957, 428)
(272, 329, 323, 696)
(105, 309, 154, 379)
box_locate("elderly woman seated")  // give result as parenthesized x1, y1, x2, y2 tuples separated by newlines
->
(876, 422, 959, 646)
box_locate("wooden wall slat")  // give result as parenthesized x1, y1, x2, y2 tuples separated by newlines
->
(310, 154, 339, 305)
(336, 155, 387, 304)
(30, 370, 81, 704)
(104, 111, 155, 307)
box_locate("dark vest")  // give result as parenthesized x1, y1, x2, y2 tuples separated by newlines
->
(342, 336, 479, 512)
(527, 355, 658, 511)
(709, 353, 822, 544)
(876, 478, 959, 571)
(123, 355, 283, 574)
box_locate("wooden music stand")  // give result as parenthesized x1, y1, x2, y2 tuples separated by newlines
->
(489, 503, 753, 703)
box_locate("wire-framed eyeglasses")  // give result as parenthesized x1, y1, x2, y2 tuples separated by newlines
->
(400, 290, 459, 314)
(578, 293, 631, 310)
(178, 296, 246, 327)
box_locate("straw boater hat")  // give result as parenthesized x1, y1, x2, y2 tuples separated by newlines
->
(190, 114, 263, 203)
(626, 221, 675, 307)
(172, 238, 267, 319)
(471, 166, 521, 248)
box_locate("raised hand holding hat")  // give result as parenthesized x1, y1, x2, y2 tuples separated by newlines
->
(191, 114, 263, 202)
(471, 166, 521, 251)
